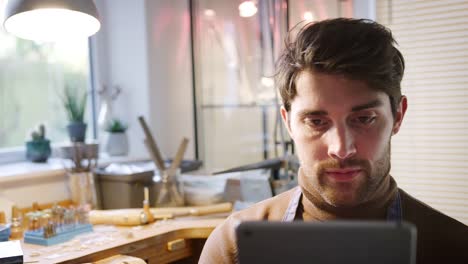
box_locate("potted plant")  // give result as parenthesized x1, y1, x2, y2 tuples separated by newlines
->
(62, 85, 87, 142)
(104, 118, 129, 156)
(26, 124, 51, 162)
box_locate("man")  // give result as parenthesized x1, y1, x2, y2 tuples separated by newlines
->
(199, 18, 468, 264)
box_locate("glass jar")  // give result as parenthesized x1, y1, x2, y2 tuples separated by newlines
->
(9, 217, 23, 240)
(67, 171, 98, 208)
(154, 169, 184, 207)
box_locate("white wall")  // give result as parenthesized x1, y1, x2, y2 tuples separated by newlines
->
(353, 0, 376, 20)
(92, 0, 152, 159)
(0, 173, 68, 208)
(145, 0, 196, 160)
(92, 0, 196, 160)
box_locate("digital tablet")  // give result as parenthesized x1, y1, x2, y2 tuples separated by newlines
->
(236, 221, 417, 264)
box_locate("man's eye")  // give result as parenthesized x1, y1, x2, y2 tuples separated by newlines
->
(305, 118, 328, 127)
(356, 116, 376, 125)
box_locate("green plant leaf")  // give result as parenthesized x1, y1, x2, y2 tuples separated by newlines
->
(61, 85, 87, 122)
(105, 118, 128, 133)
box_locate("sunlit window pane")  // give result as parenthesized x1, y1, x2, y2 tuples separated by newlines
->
(0, 0, 91, 149)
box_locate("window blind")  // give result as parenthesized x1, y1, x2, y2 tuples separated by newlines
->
(377, 0, 468, 225)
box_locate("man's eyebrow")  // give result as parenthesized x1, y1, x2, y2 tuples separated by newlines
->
(298, 110, 328, 116)
(351, 100, 383, 112)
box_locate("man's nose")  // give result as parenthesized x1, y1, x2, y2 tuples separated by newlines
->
(327, 125, 357, 160)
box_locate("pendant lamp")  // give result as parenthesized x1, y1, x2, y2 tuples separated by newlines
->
(3, 0, 100, 42)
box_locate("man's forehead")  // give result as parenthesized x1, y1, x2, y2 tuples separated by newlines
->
(292, 71, 390, 114)
(293, 98, 387, 116)
(295, 71, 378, 97)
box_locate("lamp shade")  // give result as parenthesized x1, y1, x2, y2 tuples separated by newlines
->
(3, 0, 100, 42)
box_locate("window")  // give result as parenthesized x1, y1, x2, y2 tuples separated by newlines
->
(192, 0, 286, 171)
(0, 0, 93, 163)
(192, 0, 352, 171)
(377, 0, 468, 224)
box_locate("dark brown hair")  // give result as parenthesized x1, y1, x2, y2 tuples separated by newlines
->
(276, 18, 405, 116)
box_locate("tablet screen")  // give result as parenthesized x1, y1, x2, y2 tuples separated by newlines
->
(236, 221, 417, 264)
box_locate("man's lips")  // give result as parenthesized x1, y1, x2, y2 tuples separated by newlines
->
(324, 167, 362, 182)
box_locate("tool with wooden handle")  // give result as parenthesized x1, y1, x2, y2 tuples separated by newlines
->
(89, 202, 232, 226)
(153, 138, 189, 207)
(142, 187, 154, 223)
(144, 139, 165, 173)
(167, 137, 189, 177)
(138, 116, 165, 172)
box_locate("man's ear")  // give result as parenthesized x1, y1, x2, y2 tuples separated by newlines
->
(392, 96, 408, 135)
(280, 106, 294, 139)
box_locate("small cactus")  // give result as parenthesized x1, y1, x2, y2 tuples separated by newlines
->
(26, 123, 51, 162)
(39, 124, 45, 138)
(31, 124, 46, 141)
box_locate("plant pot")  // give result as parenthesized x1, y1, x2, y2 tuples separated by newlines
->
(105, 132, 129, 156)
(67, 122, 87, 142)
(26, 139, 51, 162)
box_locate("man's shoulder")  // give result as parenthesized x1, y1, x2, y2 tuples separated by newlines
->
(198, 186, 299, 264)
(399, 188, 466, 229)
(212, 186, 299, 236)
(230, 186, 299, 221)
(399, 189, 468, 263)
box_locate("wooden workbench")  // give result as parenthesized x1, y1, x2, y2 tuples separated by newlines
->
(21, 217, 225, 264)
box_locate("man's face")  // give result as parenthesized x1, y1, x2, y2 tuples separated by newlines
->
(281, 70, 407, 207)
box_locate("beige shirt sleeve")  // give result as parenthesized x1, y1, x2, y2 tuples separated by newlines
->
(199, 216, 240, 264)
(198, 188, 297, 263)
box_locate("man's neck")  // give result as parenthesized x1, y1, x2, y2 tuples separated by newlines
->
(298, 168, 398, 221)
